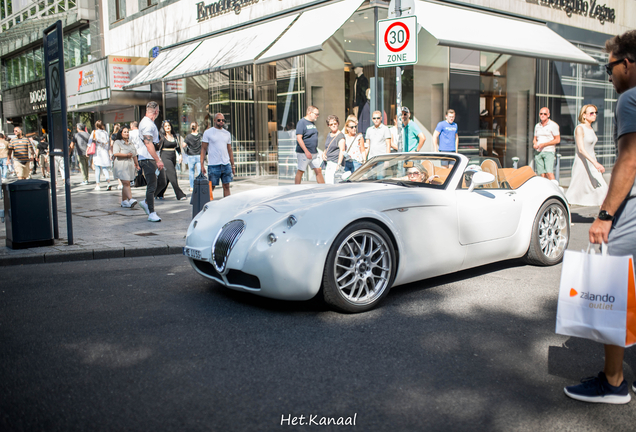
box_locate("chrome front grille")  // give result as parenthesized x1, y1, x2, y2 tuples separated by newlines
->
(212, 220, 246, 274)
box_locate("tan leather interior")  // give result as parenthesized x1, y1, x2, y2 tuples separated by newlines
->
(480, 159, 500, 188)
(498, 166, 536, 189)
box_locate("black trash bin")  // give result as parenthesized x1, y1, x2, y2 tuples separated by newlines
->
(3, 179, 54, 249)
(190, 173, 211, 218)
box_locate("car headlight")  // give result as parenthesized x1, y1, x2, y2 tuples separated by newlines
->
(287, 215, 298, 229)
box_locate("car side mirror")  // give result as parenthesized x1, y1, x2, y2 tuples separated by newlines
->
(468, 171, 496, 192)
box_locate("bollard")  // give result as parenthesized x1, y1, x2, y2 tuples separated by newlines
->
(512, 157, 519, 169)
(191, 173, 211, 218)
(555, 153, 561, 182)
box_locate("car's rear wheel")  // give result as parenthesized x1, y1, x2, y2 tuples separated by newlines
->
(524, 198, 569, 266)
(322, 221, 396, 313)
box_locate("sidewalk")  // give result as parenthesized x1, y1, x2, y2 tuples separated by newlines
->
(0, 168, 279, 266)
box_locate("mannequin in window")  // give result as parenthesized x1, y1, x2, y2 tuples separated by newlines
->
(358, 88, 371, 138)
(353, 66, 369, 119)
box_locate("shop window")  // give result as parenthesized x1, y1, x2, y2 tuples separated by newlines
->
(80, 28, 91, 63)
(34, 48, 43, 78)
(276, 57, 305, 180)
(536, 47, 617, 177)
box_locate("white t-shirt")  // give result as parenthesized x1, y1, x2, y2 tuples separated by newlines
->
(137, 116, 159, 161)
(365, 124, 391, 159)
(129, 129, 149, 161)
(202, 127, 232, 165)
(614, 86, 636, 198)
(534, 119, 560, 153)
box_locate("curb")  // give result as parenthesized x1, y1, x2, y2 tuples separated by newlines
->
(0, 245, 183, 267)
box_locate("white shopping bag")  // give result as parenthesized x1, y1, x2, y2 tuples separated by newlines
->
(556, 244, 636, 347)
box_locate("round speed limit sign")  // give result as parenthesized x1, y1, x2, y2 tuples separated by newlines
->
(377, 16, 418, 68)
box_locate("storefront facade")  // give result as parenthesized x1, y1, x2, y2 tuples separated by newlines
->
(111, 0, 635, 179)
(65, 55, 162, 133)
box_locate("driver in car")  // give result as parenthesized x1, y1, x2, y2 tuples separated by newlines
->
(404, 163, 429, 183)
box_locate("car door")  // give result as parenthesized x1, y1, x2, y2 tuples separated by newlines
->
(455, 188, 522, 245)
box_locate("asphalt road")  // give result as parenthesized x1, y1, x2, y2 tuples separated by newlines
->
(1, 207, 635, 431)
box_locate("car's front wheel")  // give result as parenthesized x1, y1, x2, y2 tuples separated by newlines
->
(524, 198, 569, 266)
(322, 221, 396, 313)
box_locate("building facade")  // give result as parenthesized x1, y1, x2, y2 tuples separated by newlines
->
(1, 0, 101, 135)
(105, 0, 636, 178)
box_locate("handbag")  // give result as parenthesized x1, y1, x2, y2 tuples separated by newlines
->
(556, 243, 636, 347)
(320, 134, 340, 170)
(86, 131, 96, 155)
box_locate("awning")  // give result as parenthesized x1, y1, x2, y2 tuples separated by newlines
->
(414, 1, 597, 65)
(257, 0, 365, 64)
(162, 14, 298, 82)
(123, 41, 201, 89)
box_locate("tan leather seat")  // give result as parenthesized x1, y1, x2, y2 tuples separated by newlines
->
(480, 159, 500, 188)
(421, 160, 435, 180)
(498, 166, 536, 189)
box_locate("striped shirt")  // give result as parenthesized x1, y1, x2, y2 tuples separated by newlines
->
(8, 138, 33, 162)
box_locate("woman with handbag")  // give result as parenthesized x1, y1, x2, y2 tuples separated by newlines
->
(322, 115, 346, 184)
(112, 127, 140, 208)
(343, 119, 367, 173)
(155, 120, 187, 201)
(88, 120, 112, 191)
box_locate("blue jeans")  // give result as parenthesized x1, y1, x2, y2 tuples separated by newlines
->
(345, 160, 361, 173)
(95, 165, 110, 184)
(187, 155, 201, 189)
(0, 158, 7, 179)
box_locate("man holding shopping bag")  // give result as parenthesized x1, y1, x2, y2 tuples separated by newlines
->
(564, 30, 636, 404)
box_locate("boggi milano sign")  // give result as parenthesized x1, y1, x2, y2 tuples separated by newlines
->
(196, 0, 262, 21)
(533, 0, 615, 24)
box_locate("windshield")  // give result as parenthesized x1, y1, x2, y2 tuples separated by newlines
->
(347, 154, 459, 188)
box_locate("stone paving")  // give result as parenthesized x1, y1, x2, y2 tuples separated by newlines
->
(0, 168, 281, 266)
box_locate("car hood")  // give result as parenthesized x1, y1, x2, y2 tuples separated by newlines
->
(258, 183, 403, 213)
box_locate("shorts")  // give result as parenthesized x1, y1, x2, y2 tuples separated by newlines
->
(534, 151, 555, 175)
(297, 152, 321, 171)
(608, 197, 636, 257)
(208, 163, 233, 186)
(13, 159, 31, 178)
(39, 155, 49, 168)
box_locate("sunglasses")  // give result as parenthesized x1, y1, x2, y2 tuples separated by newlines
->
(604, 58, 626, 76)
(348, 125, 357, 129)
(407, 171, 421, 176)
(589, 111, 598, 115)
(328, 123, 338, 127)
(539, 113, 549, 116)
(216, 119, 226, 123)
(372, 117, 381, 120)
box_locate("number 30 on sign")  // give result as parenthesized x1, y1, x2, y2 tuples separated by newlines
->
(377, 16, 418, 68)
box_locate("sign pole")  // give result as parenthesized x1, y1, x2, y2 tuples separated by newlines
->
(43, 20, 73, 245)
(395, 0, 402, 152)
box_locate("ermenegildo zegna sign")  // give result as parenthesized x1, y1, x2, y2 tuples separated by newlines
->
(196, 0, 261, 21)
(533, 0, 615, 24)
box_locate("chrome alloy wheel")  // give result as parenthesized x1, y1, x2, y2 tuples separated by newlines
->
(538, 204, 568, 259)
(333, 229, 392, 306)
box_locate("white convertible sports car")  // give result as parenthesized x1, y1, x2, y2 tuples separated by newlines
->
(184, 153, 569, 313)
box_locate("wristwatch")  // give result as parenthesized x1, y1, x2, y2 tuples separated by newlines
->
(598, 210, 614, 221)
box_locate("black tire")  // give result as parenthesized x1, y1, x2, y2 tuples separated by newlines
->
(322, 221, 397, 313)
(523, 198, 570, 266)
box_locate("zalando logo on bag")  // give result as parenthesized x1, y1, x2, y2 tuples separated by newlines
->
(569, 288, 615, 309)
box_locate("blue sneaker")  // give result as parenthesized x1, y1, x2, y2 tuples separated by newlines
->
(564, 372, 631, 404)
